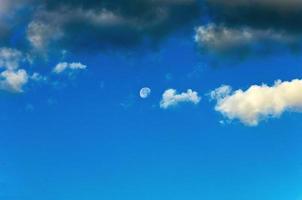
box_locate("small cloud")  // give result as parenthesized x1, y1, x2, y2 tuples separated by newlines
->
(211, 79, 302, 126)
(27, 21, 63, 51)
(30, 72, 47, 82)
(0, 48, 23, 70)
(53, 62, 87, 74)
(0, 47, 42, 93)
(210, 85, 232, 101)
(0, 69, 29, 93)
(139, 87, 151, 99)
(160, 89, 201, 109)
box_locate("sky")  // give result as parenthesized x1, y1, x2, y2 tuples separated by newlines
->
(1, 0, 302, 199)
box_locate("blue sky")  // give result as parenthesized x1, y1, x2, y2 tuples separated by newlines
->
(1, 0, 302, 199)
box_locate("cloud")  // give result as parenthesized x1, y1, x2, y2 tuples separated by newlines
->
(210, 79, 302, 126)
(194, 0, 302, 55)
(0, 0, 33, 47)
(23, 0, 200, 51)
(0, 69, 29, 93)
(27, 21, 63, 50)
(0, 48, 23, 70)
(0, 47, 28, 93)
(53, 62, 87, 74)
(0, 0, 201, 52)
(0, 0, 17, 38)
(0, 47, 41, 93)
(30, 72, 47, 82)
(206, 0, 302, 33)
(140, 87, 151, 99)
(160, 89, 201, 109)
(194, 24, 296, 54)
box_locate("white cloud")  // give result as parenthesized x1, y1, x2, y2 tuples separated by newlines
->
(211, 79, 302, 126)
(160, 89, 201, 109)
(140, 87, 151, 99)
(53, 62, 87, 74)
(0, 47, 42, 93)
(194, 24, 294, 53)
(0, 69, 29, 93)
(30, 72, 47, 82)
(210, 85, 232, 101)
(27, 21, 63, 50)
(0, 48, 23, 70)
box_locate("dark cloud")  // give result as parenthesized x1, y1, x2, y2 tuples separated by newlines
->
(0, 0, 34, 47)
(0, 0, 201, 52)
(194, 24, 299, 56)
(24, 0, 200, 51)
(0, 1, 18, 45)
(193, 0, 302, 56)
(207, 0, 302, 33)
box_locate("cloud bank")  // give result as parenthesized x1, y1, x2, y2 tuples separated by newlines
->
(160, 89, 201, 109)
(206, 0, 302, 33)
(194, 24, 296, 54)
(211, 79, 302, 126)
(0, 0, 200, 52)
(194, 0, 302, 55)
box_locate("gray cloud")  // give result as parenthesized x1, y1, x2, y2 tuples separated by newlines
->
(194, 0, 302, 55)
(0, 0, 36, 49)
(194, 24, 299, 55)
(24, 0, 200, 51)
(0, 0, 201, 52)
(207, 0, 302, 33)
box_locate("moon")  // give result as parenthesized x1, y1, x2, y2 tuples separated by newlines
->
(139, 87, 151, 99)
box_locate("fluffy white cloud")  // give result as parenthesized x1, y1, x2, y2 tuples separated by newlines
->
(211, 79, 302, 126)
(0, 47, 43, 93)
(53, 62, 87, 74)
(0, 69, 29, 92)
(140, 87, 151, 99)
(160, 89, 201, 109)
(194, 24, 294, 53)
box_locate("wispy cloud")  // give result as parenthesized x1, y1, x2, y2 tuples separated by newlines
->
(53, 62, 87, 74)
(0, 48, 23, 70)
